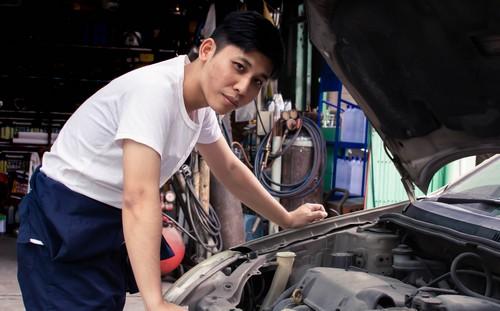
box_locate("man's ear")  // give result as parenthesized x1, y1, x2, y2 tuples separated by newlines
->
(199, 38, 216, 62)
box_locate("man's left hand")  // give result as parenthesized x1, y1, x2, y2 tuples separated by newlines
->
(285, 203, 327, 229)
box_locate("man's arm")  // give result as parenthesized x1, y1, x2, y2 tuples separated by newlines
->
(196, 138, 327, 229)
(122, 139, 185, 311)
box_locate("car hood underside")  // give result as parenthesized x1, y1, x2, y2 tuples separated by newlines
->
(305, 0, 500, 192)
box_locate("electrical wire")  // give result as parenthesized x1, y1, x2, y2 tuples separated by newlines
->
(425, 269, 500, 288)
(171, 165, 223, 255)
(162, 212, 197, 242)
(185, 179, 222, 245)
(254, 116, 326, 198)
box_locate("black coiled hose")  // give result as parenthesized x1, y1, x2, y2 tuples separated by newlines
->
(450, 252, 493, 299)
(254, 117, 326, 198)
(171, 165, 222, 254)
(422, 251, 500, 305)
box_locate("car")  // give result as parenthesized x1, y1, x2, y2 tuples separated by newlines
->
(164, 1, 500, 310)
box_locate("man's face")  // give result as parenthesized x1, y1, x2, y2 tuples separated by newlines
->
(199, 40, 273, 115)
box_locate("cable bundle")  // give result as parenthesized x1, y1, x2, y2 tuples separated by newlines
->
(171, 164, 222, 260)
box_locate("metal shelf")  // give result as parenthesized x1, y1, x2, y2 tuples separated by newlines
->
(0, 73, 111, 85)
(0, 144, 49, 153)
(0, 111, 68, 153)
(317, 62, 369, 198)
(4, 43, 177, 55)
(339, 142, 366, 149)
(326, 141, 366, 149)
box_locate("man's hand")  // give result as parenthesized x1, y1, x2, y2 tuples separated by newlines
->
(285, 203, 327, 229)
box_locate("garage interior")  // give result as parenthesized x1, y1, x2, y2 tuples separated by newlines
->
(0, 1, 490, 310)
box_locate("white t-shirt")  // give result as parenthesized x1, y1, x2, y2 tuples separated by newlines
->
(41, 55, 221, 208)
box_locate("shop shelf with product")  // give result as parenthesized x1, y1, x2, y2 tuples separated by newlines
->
(317, 63, 370, 215)
(0, 110, 70, 235)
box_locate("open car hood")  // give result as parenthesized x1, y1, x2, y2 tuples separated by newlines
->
(305, 0, 500, 193)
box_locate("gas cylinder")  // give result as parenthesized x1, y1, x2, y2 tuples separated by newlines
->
(160, 225, 185, 275)
(281, 136, 323, 211)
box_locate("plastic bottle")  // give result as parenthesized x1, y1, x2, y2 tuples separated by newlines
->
(351, 108, 358, 143)
(347, 107, 354, 142)
(335, 158, 349, 190)
(336, 157, 350, 191)
(354, 108, 361, 143)
(335, 158, 344, 189)
(357, 158, 363, 195)
(349, 158, 364, 196)
(342, 157, 347, 193)
(361, 111, 367, 142)
(349, 159, 357, 195)
(349, 158, 356, 195)
(340, 109, 346, 141)
(352, 108, 367, 143)
(341, 107, 352, 142)
(344, 157, 352, 191)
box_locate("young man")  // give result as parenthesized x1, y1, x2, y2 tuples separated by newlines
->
(17, 11, 327, 310)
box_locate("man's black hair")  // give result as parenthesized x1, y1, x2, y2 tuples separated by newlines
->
(210, 11, 284, 79)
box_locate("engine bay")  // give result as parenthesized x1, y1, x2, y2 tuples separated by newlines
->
(262, 218, 500, 311)
(177, 202, 500, 311)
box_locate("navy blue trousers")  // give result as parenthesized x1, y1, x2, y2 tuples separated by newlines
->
(17, 169, 173, 310)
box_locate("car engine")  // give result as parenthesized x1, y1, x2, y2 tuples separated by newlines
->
(266, 214, 500, 311)
(272, 267, 500, 311)
(169, 205, 500, 311)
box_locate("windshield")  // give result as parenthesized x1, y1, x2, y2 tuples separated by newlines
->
(444, 156, 500, 200)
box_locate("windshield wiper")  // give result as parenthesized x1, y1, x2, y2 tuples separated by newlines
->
(437, 195, 500, 206)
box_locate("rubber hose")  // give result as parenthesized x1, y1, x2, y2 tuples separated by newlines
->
(254, 117, 326, 198)
(450, 252, 493, 298)
(171, 172, 222, 253)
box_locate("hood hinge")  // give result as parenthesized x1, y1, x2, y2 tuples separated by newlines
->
(391, 154, 416, 203)
(401, 176, 416, 203)
(383, 143, 417, 203)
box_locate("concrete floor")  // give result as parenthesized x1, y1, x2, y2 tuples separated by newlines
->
(0, 235, 171, 310)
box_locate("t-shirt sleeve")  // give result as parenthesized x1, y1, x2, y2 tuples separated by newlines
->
(115, 84, 172, 158)
(197, 108, 222, 144)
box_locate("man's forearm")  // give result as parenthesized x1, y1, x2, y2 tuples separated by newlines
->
(211, 159, 291, 228)
(122, 196, 164, 309)
(197, 139, 326, 231)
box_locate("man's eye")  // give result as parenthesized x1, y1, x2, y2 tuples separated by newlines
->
(254, 79, 263, 87)
(233, 62, 245, 71)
